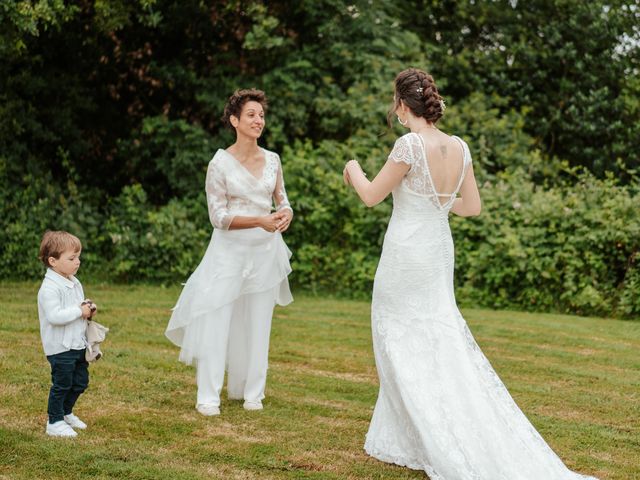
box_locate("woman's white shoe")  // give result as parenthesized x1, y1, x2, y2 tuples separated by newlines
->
(243, 400, 263, 411)
(196, 403, 220, 416)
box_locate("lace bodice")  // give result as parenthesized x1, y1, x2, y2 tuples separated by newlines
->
(206, 148, 292, 230)
(388, 132, 472, 211)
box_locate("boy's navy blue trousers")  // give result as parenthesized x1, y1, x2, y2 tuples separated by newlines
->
(46, 348, 89, 424)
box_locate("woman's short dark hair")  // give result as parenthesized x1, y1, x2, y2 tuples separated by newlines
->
(388, 68, 444, 127)
(221, 88, 268, 129)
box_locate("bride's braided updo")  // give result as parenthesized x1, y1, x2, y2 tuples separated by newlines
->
(388, 68, 445, 126)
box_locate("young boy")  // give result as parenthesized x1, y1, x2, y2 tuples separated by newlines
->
(37, 231, 97, 437)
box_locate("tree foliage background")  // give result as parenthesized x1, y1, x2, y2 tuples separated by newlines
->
(1, 0, 639, 317)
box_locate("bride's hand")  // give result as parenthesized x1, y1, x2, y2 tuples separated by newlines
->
(344, 160, 359, 186)
(344, 160, 364, 187)
(343, 165, 352, 186)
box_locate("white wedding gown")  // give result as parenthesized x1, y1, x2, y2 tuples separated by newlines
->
(364, 132, 598, 480)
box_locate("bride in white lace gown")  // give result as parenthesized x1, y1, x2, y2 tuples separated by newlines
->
(343, 68, 598, 480)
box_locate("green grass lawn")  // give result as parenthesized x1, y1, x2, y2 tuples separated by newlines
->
(0, 283, 638, 480)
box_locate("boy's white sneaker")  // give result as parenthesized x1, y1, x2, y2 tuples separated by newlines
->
(46, 420, 77, 438)
(64, 413, 87, 429)
(196, 403, 220, 416)
(243, 400, 263, 411)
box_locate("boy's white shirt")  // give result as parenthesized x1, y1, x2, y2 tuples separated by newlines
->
(37, 268, 88, 356)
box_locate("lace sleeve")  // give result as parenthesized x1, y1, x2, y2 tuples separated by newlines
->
(388, 134, 415, 165)
(205, 158, 234, 230)
(273, 154, 293, 214)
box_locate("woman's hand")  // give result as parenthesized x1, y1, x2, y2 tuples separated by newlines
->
(343, 165, 352, 186)
(276, 209, 293, 232)
(258, 213, 284, 232)
(343, 159, 361, 186)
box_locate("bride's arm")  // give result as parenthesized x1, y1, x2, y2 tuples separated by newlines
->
(450, 163, 481, 217)
(344, 159, 410, 208)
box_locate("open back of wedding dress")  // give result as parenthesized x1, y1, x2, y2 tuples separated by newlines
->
(365, 132, 598, 480)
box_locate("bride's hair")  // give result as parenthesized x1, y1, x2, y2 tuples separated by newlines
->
(388, 68, 444, 127)
(222, 88, 268, 129)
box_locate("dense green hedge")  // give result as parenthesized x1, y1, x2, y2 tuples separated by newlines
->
(451, 171, 639, 318)
(3, 133, 638, 319)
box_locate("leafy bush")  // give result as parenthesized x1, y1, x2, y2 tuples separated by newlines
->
(0, 154, 105, 280)
(278, 113, 639, 318)
(117, 117, 215, 203)
(105, 184, 210, 282)
(280, 131, 410, 296)
(452, 170, 640, 318)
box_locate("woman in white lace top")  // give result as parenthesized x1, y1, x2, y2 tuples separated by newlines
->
(166, 89, 293, 416)
(344, 68, 598, 479)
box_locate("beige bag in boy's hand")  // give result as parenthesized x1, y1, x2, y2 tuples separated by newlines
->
(86, 319, 109, 362)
